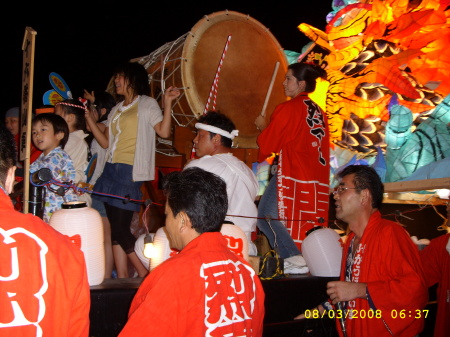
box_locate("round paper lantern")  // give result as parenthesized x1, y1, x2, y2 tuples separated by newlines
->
(302, 227, 343, 277)
(49, 201, 105, 285)
(220, 224, 249, 262)
(150, 224, 252, 270)
(150, 227, 179, 271)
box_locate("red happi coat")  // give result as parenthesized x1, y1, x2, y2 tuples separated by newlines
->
(0, 189, 90, 336)
(119, 232, 265, 337)
(420, 233, 450, 337)
(257, 94, 330, 249)
(338, 211, 428, 337)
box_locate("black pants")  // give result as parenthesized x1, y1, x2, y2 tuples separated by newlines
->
(104, 203, 136, 254)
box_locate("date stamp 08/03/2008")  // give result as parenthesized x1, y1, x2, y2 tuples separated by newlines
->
(304, 309, 429, 320)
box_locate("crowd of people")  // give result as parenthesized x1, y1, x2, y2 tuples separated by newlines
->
(1, 61, 448, 337)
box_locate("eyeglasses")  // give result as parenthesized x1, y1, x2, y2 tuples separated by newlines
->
(333, 186, 358, 195)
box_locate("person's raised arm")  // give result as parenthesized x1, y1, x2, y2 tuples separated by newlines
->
(83, 89, 95, 104)
(154, 86, 180, 138)
(85, 110, 109, 149)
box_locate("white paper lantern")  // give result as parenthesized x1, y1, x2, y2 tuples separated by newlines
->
(150, 224, 251, 271)
(302, 227, 343, 277)
(150, 227, 179, 271)
(49, 201, 105, 285)
(220, 224, 249, 262)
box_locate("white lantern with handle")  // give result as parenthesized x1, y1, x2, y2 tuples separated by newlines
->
(49, 201, 105, 285)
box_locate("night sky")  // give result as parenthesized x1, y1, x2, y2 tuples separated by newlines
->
(3, 1, 332, 116)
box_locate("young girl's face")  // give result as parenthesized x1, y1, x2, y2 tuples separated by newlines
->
(114, 73, 131, 97)
(31, 120, 64, 156)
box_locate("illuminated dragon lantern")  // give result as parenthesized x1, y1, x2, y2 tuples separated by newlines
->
(297, 0, 450, 182)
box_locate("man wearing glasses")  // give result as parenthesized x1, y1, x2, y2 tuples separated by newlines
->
(296, 165, 428, 337)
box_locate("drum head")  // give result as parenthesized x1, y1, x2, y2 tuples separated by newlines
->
(182, 10, 288, 148)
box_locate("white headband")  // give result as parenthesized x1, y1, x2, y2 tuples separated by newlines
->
(195, 123, 239, 140)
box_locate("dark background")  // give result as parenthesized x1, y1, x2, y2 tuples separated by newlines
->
(2, 2, 332, 117)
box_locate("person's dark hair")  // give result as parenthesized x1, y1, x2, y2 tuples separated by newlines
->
(288, 63, 327, 93)
(113, 62, 150, 99)
(337, 165, 384, 209)
(94, 91, 116, 123)
(0, 122, 17, 185)
(56, 99, 86, 132)
(32, 113, 70, 149)
(197, 111, 236, 148)
(162, 167, 228, 234)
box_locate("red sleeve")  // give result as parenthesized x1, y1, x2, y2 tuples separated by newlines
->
(420, 234, 448, 287)
(256, 100, 301, 162)
(367, 224, 428, 335)
(66, 264, 91, 337)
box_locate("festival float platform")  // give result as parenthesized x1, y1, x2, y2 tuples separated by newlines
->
(89, 275, 338, 337)
(89, 274, 437, 337)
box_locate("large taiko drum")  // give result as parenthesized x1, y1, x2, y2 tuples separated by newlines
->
(119, 10, 288, 156)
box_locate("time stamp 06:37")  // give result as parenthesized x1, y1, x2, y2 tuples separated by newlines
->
(304, 309, 429, 319)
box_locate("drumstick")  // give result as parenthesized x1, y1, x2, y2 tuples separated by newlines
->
(260, 61, 280, 118)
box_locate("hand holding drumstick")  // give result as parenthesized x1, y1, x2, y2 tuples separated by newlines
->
(254, 115, 267, 131)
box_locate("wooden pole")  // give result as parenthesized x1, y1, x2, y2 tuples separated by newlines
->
(20, 27, 37, 214)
